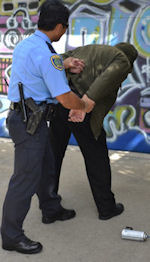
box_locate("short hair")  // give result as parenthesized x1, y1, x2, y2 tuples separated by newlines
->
(38, 0, 70, 31)
(115, 42, 138, 65)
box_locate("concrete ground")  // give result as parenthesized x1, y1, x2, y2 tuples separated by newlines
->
(0, 138, 150, 262)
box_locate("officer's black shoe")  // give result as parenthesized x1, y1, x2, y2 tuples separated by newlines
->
(42, 207, 76, 224)
(2, 236, 43, 254)
(99, 203, 124, 220)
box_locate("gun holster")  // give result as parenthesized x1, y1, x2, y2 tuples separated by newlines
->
(25, 98, 47, 135)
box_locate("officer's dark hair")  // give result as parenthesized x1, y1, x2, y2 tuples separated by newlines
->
(38, 0, 70, 31)
(115, 42, 138, 66)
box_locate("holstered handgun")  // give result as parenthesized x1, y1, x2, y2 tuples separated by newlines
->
(18, 82, 56, 135)
(25, 98, 47, 135)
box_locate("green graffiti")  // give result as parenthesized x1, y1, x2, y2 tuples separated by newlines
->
(105, 105, 136, 138)
(63, 0, 77, 4)
(92, 26, 100, 44)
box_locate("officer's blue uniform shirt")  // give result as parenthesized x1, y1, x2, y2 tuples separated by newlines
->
(8, 30, 70, 103)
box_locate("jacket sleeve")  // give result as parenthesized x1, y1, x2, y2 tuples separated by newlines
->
(86, 53, 131, 103)
(61, 50, 74, 60)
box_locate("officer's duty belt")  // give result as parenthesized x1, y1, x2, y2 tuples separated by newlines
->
(10, 101, 47, 111)
(10, 101, 56, 120)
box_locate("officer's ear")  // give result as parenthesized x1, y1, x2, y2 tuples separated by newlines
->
(57, 24, 67, 36)
(54, 24, 61, 30)
(56, 23, 67, 32)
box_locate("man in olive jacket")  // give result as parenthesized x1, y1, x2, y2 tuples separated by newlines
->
(45, 43, 138, 222)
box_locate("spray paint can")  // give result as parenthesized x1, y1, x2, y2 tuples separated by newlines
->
(121, 227, 148, 241)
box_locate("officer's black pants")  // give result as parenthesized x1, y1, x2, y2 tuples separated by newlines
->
(1, 110, 60, 243)
(49, 104, 116, 215)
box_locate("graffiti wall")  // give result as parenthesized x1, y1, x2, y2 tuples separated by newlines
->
(0, 0, 150, 153)
(0, 0, 41, 136)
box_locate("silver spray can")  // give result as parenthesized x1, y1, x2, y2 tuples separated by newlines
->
(121, 227, 148, 241)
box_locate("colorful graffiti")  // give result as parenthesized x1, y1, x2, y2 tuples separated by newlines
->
(0, 0, 150, 153)
(0, 0, 44, 136)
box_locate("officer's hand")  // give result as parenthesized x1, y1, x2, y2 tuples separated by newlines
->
(82, 94, 95, 113)
(63, 57, 85, 73)
(68, 109, 86, 122)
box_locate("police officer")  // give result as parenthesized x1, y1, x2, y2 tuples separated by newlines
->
(0, 0, 94, 255)
(48, 43, 138, 221)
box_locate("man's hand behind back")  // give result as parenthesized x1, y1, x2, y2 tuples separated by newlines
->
(63, 57, 85, 74)
(68, 94, 95, 122)
(68, 110, 86, 122)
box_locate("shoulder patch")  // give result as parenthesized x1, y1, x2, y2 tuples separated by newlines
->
(50, 55, 64, 71)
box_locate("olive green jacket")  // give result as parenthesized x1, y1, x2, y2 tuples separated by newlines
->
(62, 44, 132, 139)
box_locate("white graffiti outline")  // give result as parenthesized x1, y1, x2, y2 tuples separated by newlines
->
(106, 105, 137, 142)
(67, 3, 111, 48)
(6, 7, 36, 30)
